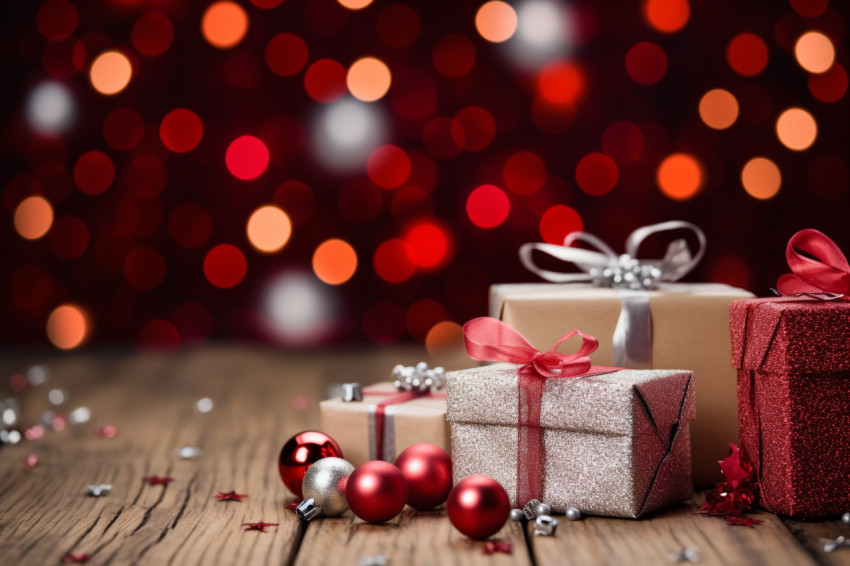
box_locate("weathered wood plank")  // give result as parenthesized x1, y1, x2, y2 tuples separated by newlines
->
(786, 519, 850, 566)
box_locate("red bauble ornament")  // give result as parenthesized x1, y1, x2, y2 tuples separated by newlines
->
(447, 475, 510, 540)
(394, 443, 453, 510)
(346, 460, 408, 523)
(278, 430, 343, 499)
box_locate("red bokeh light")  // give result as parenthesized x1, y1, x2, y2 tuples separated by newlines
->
(643, 0, 690, 33)
(131, 12, 174, 57)
(377, 4, 421, 49)
(727, 33, 769, 77)
(809, 63, 847, 103)
(423, 117, 464, 159)
(503, 151, 546, 195)
(103, 108, 145, 151)
(466, 185, 510, 229)
(169, 203, 213, 248)
(808, 155, 849, 200)
(251, 0, 285, 8)
(137, 319, 181, 349)
(304, 59, 347, 103)
(373, 239, 417, 283)
(576, 153, 619, 195)
(362, 301, 405, 345)
(433, 34, 476, 77)
(532, 97, 576, 133)
(265, 33, 309, 76)
(709, 256, 751, 290)
(48, 216, 89, 260)
(225, 135, 270, 180)
(74, 151, 115, 195)
(405, 298, 448, 342)
(601, 121, 646, 164)
(123, 246, 166, 291)
(391, 69, 437, 120)
(539, 205, 583, 245)
(37, 0, 78, 42)
(405, 221, 450, 269)
(625, 42, 668, 85)
(10, 265, 53, 312)
(338, 179, 383, 223)
(367, 145, 412, 189)
(452, 107, 496, 152)
(126, 155, 168, 199)
(539, 62, 585, 105)
(171, 302, 214, 344)
(273, 180, 315, 225)
(789, 0, 828, 18)
(160, 109, 203, 153)
(204, 244, 248, 289)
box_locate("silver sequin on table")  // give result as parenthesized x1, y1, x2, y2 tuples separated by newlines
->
(668, 547, 700, 563)
(177, 446, 203, 459)
(825, 536, 850, 553)
(446, 364, 695, 517)
(87, 484, 112, 497)
(359, 556, 388, 566)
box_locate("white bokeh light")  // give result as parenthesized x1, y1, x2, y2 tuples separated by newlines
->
(506, 0, 571, 68)
(262, 271, 337, 344)
(313, 97, 385, 171)
(26, 82, 76, 135)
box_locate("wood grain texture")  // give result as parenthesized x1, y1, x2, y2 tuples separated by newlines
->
(0, 346, 847, 565)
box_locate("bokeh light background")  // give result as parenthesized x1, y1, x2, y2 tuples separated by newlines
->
(2, 0, 848, 351)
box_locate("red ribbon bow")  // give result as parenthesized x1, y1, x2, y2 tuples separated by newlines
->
(463, 317, 616, 506)
(777, 229, 850, 297)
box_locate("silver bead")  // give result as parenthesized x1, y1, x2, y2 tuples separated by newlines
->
(566, 507, 581, 521)
(842, 512, 850, 525)
(302, 457, 354, 517)
(522, 499, 542, 520)
(510, 509, 524, 522)
(535, 503, 551, 517)
(296, 498, 321, 522)
(359, 556, 388, 566)
(87, 484, 112, 497)
(341, 383, 363, 402)
(533, 515, 558, 536)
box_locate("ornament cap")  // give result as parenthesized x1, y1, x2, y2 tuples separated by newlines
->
(533, 515, 558, 536)
(296, 498, 321, 522)
(341, 383, 363, 402)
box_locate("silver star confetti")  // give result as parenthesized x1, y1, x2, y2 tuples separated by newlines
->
(668, 547, 700, 563)
(195, 398, 214, 413)
(824, 536, 850, 553)
(359, 556, 388, 566)
(177, 446, 204, 459)
(87, 484, 113, 497)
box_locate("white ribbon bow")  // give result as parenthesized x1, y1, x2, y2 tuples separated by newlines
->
(519, 220, 707, 289)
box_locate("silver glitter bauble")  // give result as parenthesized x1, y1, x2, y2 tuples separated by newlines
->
(510, 509, 524, 522)
(535, 503, 551, 517)
(302, 457, 355, 517)
(566, 507, 581, 521)
(842, 512, 850, 525)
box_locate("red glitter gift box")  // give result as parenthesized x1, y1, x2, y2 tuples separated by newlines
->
(731, 297, 850, 518)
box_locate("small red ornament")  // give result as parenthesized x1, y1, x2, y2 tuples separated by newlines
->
(278, 430, 343, 499)
(394, 443, 452, 510)
(447, 475, 510, 540)
(346, 460, 408, 523)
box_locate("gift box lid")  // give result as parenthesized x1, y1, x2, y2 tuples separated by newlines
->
(445, 363, 694, 437)
(730, 298, 850, 374)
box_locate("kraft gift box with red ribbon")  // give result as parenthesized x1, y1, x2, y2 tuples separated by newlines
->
(492, 221, 753, 487)
(446, 317, 695, 518)
(320, 382, 449, 467)
(731, 229, 850, 518)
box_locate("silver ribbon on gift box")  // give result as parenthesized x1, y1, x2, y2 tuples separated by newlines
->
(518, 220, 707, 368)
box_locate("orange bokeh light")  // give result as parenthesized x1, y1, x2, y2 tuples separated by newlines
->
(657, 153, 703, 200)
(795, 31, 835, 74)
(312, 239, 358, 285)
(46, 304, 88, 350)
(643, 0, 690, 34)
(776, 108, 817, 151)
(90, 51, 132, 95)
(425, 321, 464, 354)
(475, 1, 517, 43)
(741, 157, 781, 200)
(201, 1, 249, 49)
(698, 89, 739, 130)
(347, 57, 392, 102)
(246, 205, 292, 253)
(338, 0, 373, 10)
(14, 196, 54, 240)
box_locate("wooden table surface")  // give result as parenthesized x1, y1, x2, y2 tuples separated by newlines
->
(0, 345, 848, 566)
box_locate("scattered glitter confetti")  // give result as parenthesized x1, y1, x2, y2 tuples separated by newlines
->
(668, 547, 700, 563)
(195, 398, 214, 413)
(177, 446, 203, 459)
(61, 553, 90, 564)
(216, 491, 248, 501)
(483, 541, 512, 555)
(95, 425, 117, 438)
(23, 454, 38, 468)
(698, 444, 757, 523)
(143, 475, 175, 486)
(241, 521, 278, 532)
(87, 484, 112, 497)
(824, 536, 850, 553)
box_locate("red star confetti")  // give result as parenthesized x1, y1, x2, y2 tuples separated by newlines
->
(143, 475, 174, 486)
(23, 454, 38, 469)
(483, 541, 512, 555)
(724, 516, 764, 527)
(216, 491, 248, 501)
(95, 424, 117, 438)
(62, 553, 90, 563)
(242, 522, 278, 532)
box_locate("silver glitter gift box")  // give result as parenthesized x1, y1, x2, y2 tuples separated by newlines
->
(446, 363, 695, 518)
